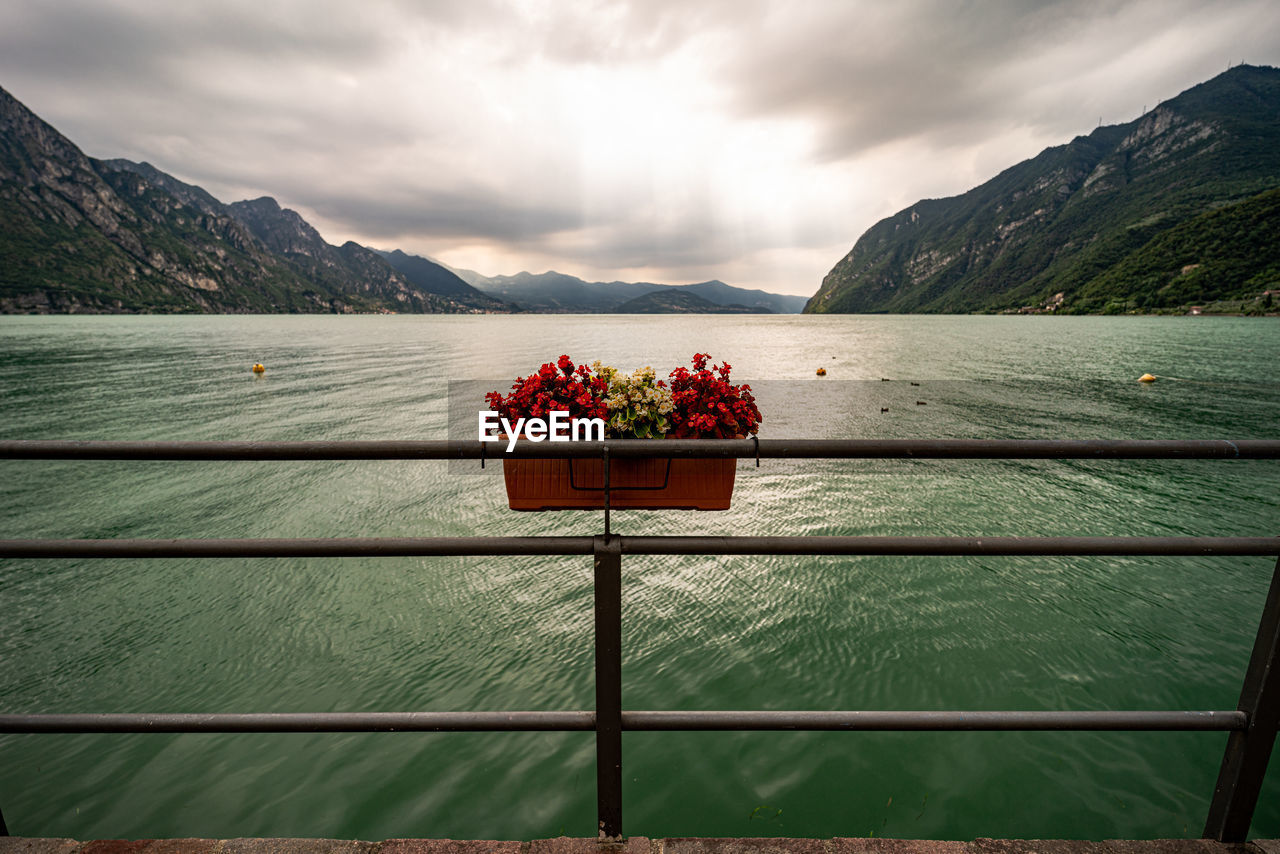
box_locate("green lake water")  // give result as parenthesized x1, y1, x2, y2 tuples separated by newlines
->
(0, 314, 1277, 840)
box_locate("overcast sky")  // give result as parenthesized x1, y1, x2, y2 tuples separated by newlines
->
(2, 0, 1278, 296)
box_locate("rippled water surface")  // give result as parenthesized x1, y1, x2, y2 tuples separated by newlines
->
(0, 314, 1277, 840)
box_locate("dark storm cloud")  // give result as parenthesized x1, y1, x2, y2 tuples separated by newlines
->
(0, 1, 390, 86)
(297, 186, 593, 244)
(571, 225, 727, 272)
(716, 0, 1280, 158)
(0, 0, 439, 165)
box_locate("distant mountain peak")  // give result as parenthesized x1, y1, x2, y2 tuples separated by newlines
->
(235, 195, 284, 213)
(226, 196, 331, 259)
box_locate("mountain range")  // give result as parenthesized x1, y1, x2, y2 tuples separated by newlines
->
(448, 268, 803, 313)
(806, 64, 1280, 315)
(1, 83, 801, 314)
(0, 84, 511, 314)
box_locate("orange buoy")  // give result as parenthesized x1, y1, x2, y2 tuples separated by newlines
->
(252, 363, 265, 374)
(816, 367, 827, 376)
(1138, 373, 1156, 383)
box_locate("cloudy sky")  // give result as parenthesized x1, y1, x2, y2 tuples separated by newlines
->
(2, 0, 1278, 296)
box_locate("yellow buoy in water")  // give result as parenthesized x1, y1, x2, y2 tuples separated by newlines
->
(816, 367, 827, 376)
(1138, 373, 1156, 383)
(252, 363, 265, 374)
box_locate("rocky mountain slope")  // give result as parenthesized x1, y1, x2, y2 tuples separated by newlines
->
(377, 249, 507, 311)
(806, 65, 1280, 314)
(1, 85, 509, 314)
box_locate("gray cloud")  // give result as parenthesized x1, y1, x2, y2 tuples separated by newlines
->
(520, 0, 755, 65)
(0, 1, 392, 86)
(299, 187, 593, 244)
(716, 0, 1280, 158)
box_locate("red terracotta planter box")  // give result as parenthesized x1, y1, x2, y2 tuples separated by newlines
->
(503, 456, 737, 511)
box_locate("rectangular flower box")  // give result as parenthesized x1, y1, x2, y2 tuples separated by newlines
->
(502, 456, 737, 511)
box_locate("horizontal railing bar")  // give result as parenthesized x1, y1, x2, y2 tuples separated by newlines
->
(0, 710, 1246, 734)
(1, 536, 1274, 560)
(622, 536, 1280, 557)
(0, 537, 594, 558)
(0, 712, 596, 733)
(622, 710, 1249, 731)
(1, 439, 1278, 460)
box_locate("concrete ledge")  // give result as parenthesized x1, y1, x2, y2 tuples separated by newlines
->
(0, 839, 1275, 854)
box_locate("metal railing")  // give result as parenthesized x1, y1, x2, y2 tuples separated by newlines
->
(0, 439, 1277, 841)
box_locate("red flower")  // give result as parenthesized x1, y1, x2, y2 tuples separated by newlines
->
(666, 353, 761, 439)
(487, 356, 608, 424)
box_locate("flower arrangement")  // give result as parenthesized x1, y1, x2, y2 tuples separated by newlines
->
(486, 353, 761, 439)
(489, 353, 756, 510)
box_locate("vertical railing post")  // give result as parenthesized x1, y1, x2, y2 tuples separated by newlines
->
(1204, 555, 1280, 841)
(593, 534, 623, 838)
(603, 444, 611, 541)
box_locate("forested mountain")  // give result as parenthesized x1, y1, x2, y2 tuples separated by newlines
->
(806, 65, 1280, 315)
